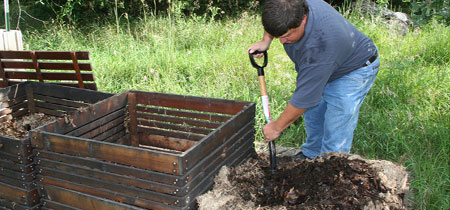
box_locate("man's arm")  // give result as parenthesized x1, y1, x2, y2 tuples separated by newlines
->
(263, 102, 306, 141)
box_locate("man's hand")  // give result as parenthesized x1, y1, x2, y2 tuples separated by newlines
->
(248, 31, 274, 58)
(262, 103, 307, 142)
(263, 120, 282, 142)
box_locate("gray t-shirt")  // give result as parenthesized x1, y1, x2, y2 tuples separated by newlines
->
(284, 0, 376, 108)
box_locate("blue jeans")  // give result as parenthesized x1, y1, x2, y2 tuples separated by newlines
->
(301, 54, 380, 159)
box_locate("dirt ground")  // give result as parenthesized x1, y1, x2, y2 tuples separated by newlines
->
(0, 113, 57, 139)
(197, 152, 409, 210)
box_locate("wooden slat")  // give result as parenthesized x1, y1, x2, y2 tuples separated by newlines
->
(35, 92, 126, 134)
(0, 151, 33, 165)
(0, 182, 39, 206)
(35, 94, 88, 109)
(34, 150, 179, 186)
(4, 71, 94, 81)
(138, 119, 212, 135)
(0, 175, 36, 190)
(0, 101, 27, 117)
(2, 61, 92, 71)
(35, 101, 78, 114)
(37, 158, 179, 195)
(136, 112, 221, 129)
(39, 175, 177, 209)
(0, 167, 36, 182)
(88, 123, 125, 142)
(35, 107, 65, 117)
(139, 134, 196, 152)
(71, 52, 85, 89)
(134, 90, 251, 115)
(39, 184, 148, 210)
(0, 138, 32, 158)
(0, 51, 90, 60)
(0, 82, 26, 103)
(30, 82, 111, 104)
(65, 108, 125, 137)
(30, 51, 44, 82)
(136, 106, 231, 122)
(0, 159, 35, 174)
(103, 130, 126, 143)
(32, 133, 180, 175)
(42, 200, 83, 210)
(182, 102, 255, 174)
(7, 81, 98, 91)
(0, 60, 7, 87)
(138, 126, 205, 141)
(128, 92, 138, 146)
(0, 197, 39, 210)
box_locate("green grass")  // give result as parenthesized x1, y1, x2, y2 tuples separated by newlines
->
(24, 13, 449, 209)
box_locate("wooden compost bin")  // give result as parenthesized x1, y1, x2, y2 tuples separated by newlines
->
(0, 82, 113, 209)
(31, 90, 256, 210)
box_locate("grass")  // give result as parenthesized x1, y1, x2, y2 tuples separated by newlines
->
(23, 12, 449, 209)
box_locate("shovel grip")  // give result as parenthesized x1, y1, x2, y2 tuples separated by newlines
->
(249, 51, 268, 75)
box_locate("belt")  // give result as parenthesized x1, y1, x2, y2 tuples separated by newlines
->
(362, 50, 378, 67)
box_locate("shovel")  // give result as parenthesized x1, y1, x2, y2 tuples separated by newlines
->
(249, 50, 277, 172)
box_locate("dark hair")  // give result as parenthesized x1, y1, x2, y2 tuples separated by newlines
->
(262, 0, 309, 37)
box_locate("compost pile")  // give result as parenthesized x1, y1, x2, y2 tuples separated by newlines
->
(0, 113, 57, 139)
(198, 152, 409, 210)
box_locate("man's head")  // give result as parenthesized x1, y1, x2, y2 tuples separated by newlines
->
(262, 0, 309, 43)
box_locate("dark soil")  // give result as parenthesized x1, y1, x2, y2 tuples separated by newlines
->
(0, 113, 57, 139)
(198, 152, 408, 210)
(232, 153, 385, 209)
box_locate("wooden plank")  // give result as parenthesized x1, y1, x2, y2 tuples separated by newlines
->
(34, 94, 88, 109)
(37, 158, 179, 195)
(0, 167, 36, 182)
(0, 150, 33, 165)
(0, 182, 39, 206)
(70, 52, 85, 89)
(0, 175, 36, 190)
(4, 71, 94, 80)
(30, 82, 109, 102)
(32, 133, 180, 175)
(0, 138, 32, 158)
(38, 170, 179, 206)
(0, 108, 28, 123)
(0, 51, 90, 60)
(39, 176, 176, 209)
(134, 90, 251, 115)
(138, 126, 205, 141)
(0, 197, 40, 210)
(136, 105, 231, 122)
(88, 123, 125, 142)
(182, 102, 255, 174)
(34, 150, 179, 186)
(179, 133, 254, 197)
(0, 159, 35, 174)
(42, 200, 83, 210)
(0, 100, 27, 117)
(34, 107, 65, 117)
(138, 119, 213, 135)
(0, 82, 26, 103)
(34, 91, 125, 134)
(128, 92, 138, 146)
(64, 108, 125, 136)
(136, 112, 222, 129)
(7, 81, 98, 91)
(0, 59, 7, 87)
(103, 130, 126, 143)
(34, 101, 78, 114)
(39, 184, 149, 210)
(139, 134, 196, 152)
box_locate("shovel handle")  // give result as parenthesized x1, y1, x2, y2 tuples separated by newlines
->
(249, 51, 268, 72)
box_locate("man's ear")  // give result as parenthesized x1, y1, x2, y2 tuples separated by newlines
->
(302, 15, 308, 26)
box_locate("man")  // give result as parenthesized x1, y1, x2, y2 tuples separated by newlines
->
(248, 0, 380, 159)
